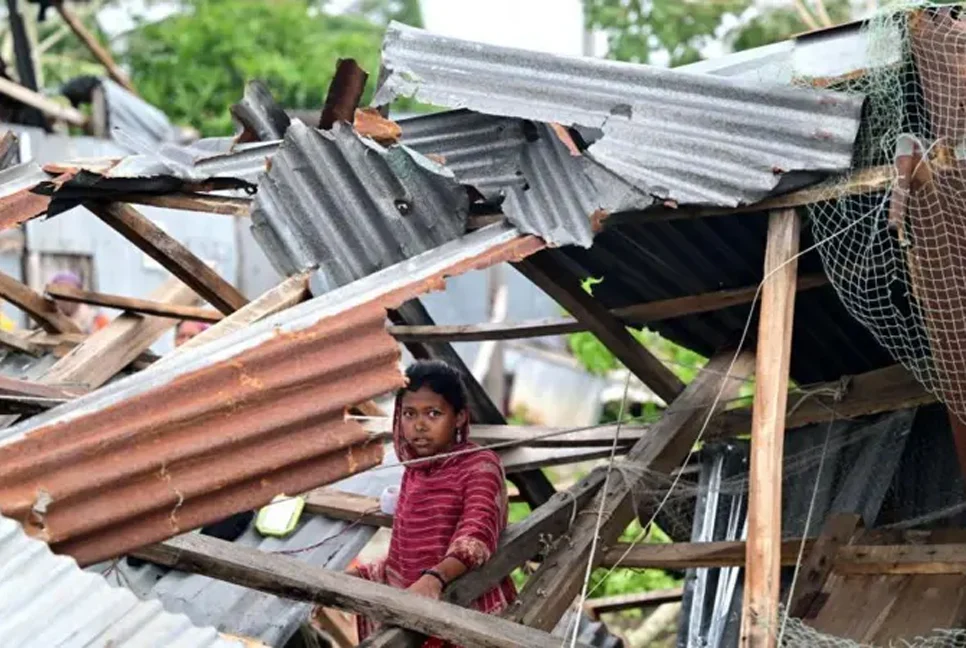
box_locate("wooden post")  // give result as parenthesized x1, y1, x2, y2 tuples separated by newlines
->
(740, 208, 801, 648)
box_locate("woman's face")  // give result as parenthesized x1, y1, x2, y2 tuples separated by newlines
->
(399, 386, 467, 457)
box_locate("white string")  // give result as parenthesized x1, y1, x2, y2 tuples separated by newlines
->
(567, 371, 632, 648)
(777, 413, 835, 646)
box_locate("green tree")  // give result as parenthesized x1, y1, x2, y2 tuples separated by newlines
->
(585, 0, 859, 66)
(122, 0, 421, 136)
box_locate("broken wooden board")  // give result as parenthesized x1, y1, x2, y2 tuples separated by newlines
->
(0, 270, 82, 334)
(132, 534, 592, 648)
(46, 284, 223, 323)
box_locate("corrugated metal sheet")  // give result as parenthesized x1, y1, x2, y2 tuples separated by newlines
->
(250, 119, 468, 286)
(0, 300, 395, 566)
(107, 449, 404, 646)
(679, 409, 915, 648)
(559, 215, 896, 384)
(98, 78, 180, 148)
(0, 224, 542, 566)
(0, 513, 247, 648)
(230, 80, 292, 144)
(376, 22, 864, 207)
(399, 109, 527, 199)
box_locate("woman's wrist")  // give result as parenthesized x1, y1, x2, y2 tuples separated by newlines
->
(420, 568, 448, 589)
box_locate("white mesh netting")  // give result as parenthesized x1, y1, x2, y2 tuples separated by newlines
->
(809, 2, 966, 425)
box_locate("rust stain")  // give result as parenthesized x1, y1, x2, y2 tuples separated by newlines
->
(590, 208, 610, 233)
(0, 172, 74, 232)
(355, 107, 402, 146)
(549, 123, 582, 156)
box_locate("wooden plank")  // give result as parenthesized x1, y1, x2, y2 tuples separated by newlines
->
(116, 192, 253, 217)
(514, 249, 684, 403)
(506, 349, 756, 631)
(53, 0, 138, 95)
(388, 274, 829, 343)
(131, 534, 589, 648)
(741, 208, 801, 648)
(312, 607, 359, 648)
(0, 75, 88, 126)
(42, 278, 198, 388)
(631, 165, 893, 224)
(599, 539, 815, 570)
(360, 470, 608, 648)
(86, 202, 248, 314)
(363, 418, 644, 448)
(583, 587, 684, 618)
(0, 328, 41, 355)
(834, 544, 966, 575)
(788, 513, 862, 619)
(808, 573, 908, 642)
(164, 272, 309, 358)
(0, 269, 82, 334)
(46, 284, 223, 323)
(500, 445, 630, 473)
(302, 488, 392, 528)
(866, 574, 966, 645)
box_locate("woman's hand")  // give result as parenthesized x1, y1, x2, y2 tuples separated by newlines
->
(345, 565, 360, 578)
(407, 574, 444, 600)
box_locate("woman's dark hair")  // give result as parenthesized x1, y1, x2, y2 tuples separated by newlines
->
(399, 360, 468, 413)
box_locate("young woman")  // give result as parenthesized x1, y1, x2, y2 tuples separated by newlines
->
(349, 360, 516, 646)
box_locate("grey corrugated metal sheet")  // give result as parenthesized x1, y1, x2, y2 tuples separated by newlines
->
(679, 408, 916, 648)
(250, 119, 468, 286)
(0, 513, 245, 648)
(399, 109, 527, 199)
(98, 78, 180, 148)
(376, 22, 864, 207)
(105, 449, 404, 646)
(0, 160, 48, 199)
(230, 80, 292, 143)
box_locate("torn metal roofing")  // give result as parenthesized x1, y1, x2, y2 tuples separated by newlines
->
(107, 452, 404, 646)
(250, 119, 468, 286)
(230, 80, 292, 144)
(376, 22, 864, 207)
(399, 109, 527, 199)
(0, 513, 247, 648)
(0, 224, 541, 566)
(0, 299, 393, 566)
(99, 78, 180, 147)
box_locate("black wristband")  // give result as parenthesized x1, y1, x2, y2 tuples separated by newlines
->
(421, 568, 447, 588)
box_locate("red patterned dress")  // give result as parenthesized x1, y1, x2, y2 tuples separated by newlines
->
(354, 400, 517, 647)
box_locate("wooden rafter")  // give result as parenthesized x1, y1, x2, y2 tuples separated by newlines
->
(53, 0, 138, 95)
(46, 284, 223, 323)
(583, 588, 684, 619)
(0, 75, 88, 126)
(741, 209, 801, 648)
(42, 277, 198, 388)
(117, 192, 253, 217)
(131, 534, 589, 648)
(514, 249, 685, 404)
(505, 349, 755, 631)
(388, 274, 829, 344)
(85, 202, 248, 314)
(0, 270, 82, 334)
(788, 513, 863, 618)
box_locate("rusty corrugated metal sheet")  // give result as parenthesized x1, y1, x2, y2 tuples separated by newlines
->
(0, 301, 394, 565)
(0, 224, 543, 566)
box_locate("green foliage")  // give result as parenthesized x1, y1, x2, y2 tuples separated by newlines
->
(568, 325, 707, 385)
(122, 0, 425, 136)
(585, 0, 860, 66)
(586, 520, 680, 602)
(585, 0, 749, 66)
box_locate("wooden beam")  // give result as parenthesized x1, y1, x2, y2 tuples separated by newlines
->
(360, 470, 608, 648)
(505, 349, 755, 631)
(131, 534, 589, 648)
(630, 165, 893, 224)
(46, 284, 223, 323)
(833, 544, 966, 575)
(0, 75, 88, 126)
(42, 278, 198, 388)
(599, 539, 815, 570)
(389, 274, 829, 343)
(741, 209, 801, 648)
(303, 488, 392, 528)
(583, 588, 684, 619)
(117, 192, 252, 217)
(0, 270, 82, 334)
(788, 513, 863, 618)
(53, 0, 138, 95)
(165, 272, 309, 357)
(514, 249, 685, 404)
(85, 202, 248, 314)
(0, 328, 42, 356)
